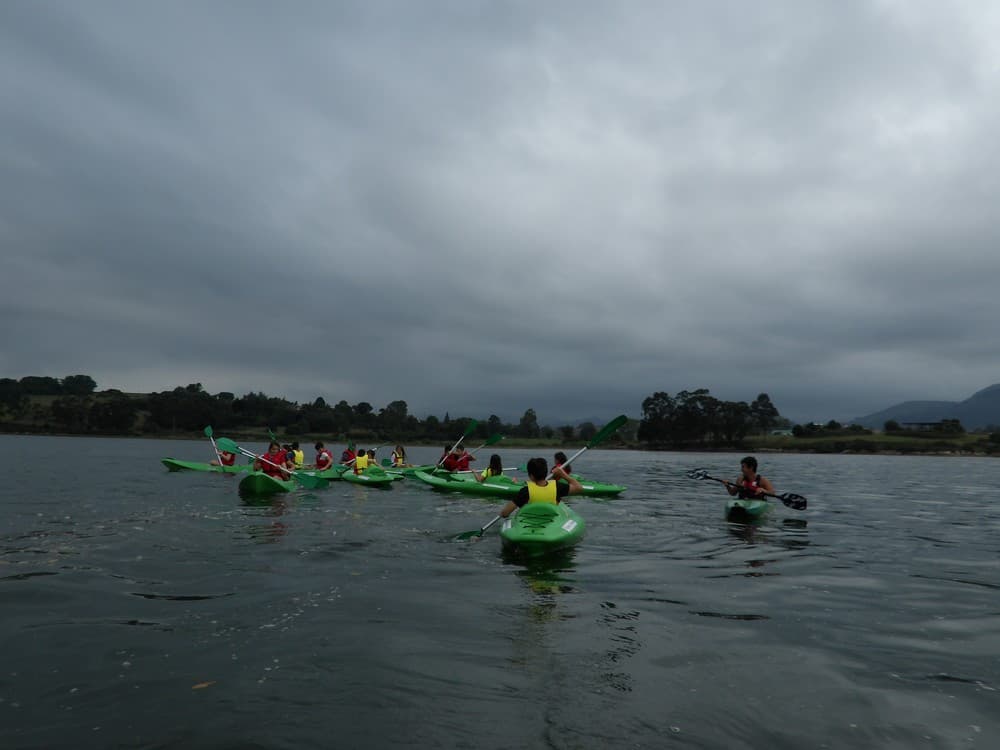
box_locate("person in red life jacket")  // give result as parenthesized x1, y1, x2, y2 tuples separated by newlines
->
(553, 451, 572, 475)
(723, 456, 775, 499)
(314, 442, 334, 471)
(438, 445, 451, 466)
(340, 444, 356, 465)
(210, 450, 236, 467)
(255, 441, 288, 478)
(443, 445, 475, 472)
(498, 457, 582, 519)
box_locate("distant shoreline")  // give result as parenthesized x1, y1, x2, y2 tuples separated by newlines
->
(1, 429, 997, 457)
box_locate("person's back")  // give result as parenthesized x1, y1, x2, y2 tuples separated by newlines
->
(477, 454, 506, 483)
(355, 450, 370, 473)
(499, 458, 582, 519)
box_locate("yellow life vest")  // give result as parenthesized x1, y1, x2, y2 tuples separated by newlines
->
(393, 452, 405, 466)
(355, 453, 370, 471)
(526, 480, 558, 505)
(293, 450, 305, 467)
(483, 467, 499, 478)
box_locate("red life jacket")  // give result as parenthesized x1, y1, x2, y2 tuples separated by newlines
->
(442, 454, 460, 472)
(260, 450, 287, 477)
(316, 449, 333, 470)
(738, 474, 762, 499)
(455, 454, 471, 471)
(341, 449, 356, 464)
(220, 451, 236, 466)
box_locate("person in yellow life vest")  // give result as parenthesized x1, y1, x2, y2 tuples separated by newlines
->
(474, 454, 517, 484)
(391, 445, 408, 467)
(353, 448, 370, 474)
(498, 457, 581, 518)
(290, 442, 305, 468)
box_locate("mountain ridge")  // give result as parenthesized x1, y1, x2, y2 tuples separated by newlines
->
(853, 384, 1000, 430)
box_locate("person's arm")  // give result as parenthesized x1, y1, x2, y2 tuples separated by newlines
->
(501, 487, 530, 516)
(551, 466, 583, 496)
(724, 477, 739, 496)
(758, 476, 775, 495)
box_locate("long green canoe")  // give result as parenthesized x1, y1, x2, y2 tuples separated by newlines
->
(500, 503, 586, 555)
(413, 470, 625, 498)
(238, 471, 296, 495)
(162, 458, 247, 474)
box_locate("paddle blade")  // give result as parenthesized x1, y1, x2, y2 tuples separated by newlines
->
(588, 414, 628, 448)
(780, 493, 807, 511)
(216, 437, 240, 454)
(453, 529, 484, 541)
(484, 433, 505, 447)
(686, 468, 710, 481)
(204, 426, 214, 438)
(268, 428, 277, 441)
(463, 419, 479, 437)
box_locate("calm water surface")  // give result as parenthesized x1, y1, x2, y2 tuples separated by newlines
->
(1, 436, 998, 749)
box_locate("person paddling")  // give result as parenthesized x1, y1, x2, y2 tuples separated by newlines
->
(443, 445, 475, 472)
(210, 450, 236, 467)
(255, 441, 289, 479)
(498, 458, 582, 519)
(475, 454, 516, 484)
(353, 447, 370, 474)
(290, 442, 305, 468)
(314, 441, 334, 471)
(723, 456, 775, 499)
(341, 444, 356, 465)
(553, 451, 572, 475)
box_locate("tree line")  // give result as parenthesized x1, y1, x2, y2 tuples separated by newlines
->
(0, 376, 601, 442)
(637, 389, 785, 447)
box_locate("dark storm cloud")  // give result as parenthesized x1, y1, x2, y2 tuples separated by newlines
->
(3, 1, 1000, 425)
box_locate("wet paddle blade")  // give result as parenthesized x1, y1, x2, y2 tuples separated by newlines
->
(587, 414, 629, 448)
(780, 492, 808, 511)
(204, 426, 214, 438)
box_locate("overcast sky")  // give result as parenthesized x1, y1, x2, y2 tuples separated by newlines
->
(3, 1, 999, 425)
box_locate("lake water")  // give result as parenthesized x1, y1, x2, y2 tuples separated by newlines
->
(1, 435, 997, 749)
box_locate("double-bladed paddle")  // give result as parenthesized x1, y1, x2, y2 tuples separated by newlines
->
(685, 468, 807, 510)
(204, 425, 224, 465)
(468, 433, 505, 455)
(456, 414, 629, 540)
(216, 437, 327, 490)
(433, 420, 479, 470)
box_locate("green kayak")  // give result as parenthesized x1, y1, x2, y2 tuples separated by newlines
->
(414, 470, 625, 498)
(162, 457, 247, 474)
(500, 503, 586, 555)
(238, 471, 296, 495)
(383, 463, 438, 477)
(725, 498, 770, 521)
(342, 467, 402, 487)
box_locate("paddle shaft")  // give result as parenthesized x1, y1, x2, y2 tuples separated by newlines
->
(697, 472, 806, 509)
(436, 422, 478, 468)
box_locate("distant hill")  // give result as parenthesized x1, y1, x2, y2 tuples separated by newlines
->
(853, 384, 1000, 430)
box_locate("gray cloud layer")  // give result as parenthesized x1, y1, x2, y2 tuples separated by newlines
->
(3, 1, 999, 424)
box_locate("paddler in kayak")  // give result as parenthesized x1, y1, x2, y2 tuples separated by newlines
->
(443, 445, 475, 472)
(340, 444, 356, 465)
(255, 441, 289, 478)
(353, 447, 371, 474)
(498, 457, 583, 518)
(474, 454, 516, 483)
(210, 450, 237, 467)
(723, 456, 775, 499)
(553, 451, 572, 475)
(314, 441, 334, 471)
(289, 442, 305, 468)
(391, 445, 408, 467)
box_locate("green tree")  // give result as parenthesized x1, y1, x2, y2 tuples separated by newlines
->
(517, 408, 540, 438)
(884, 419, 901, 432)
(559, 425, 575, 441)
(20, 376, 62, 395)
(750, 393, 780, 434)
(89, 394, 136, 433)
(826, 420, 842, 431)
(578, 421, 597, 441)
(63, 374, 97, 395)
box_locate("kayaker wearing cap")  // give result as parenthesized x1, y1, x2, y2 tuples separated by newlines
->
(723, 456, 774, 499)
(553, 451, 572, 475)
(498, 457, 582, 518)
(255, 441, 289, 478)
(474, 454, 515, 483)
(314, 442, 334, 471)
